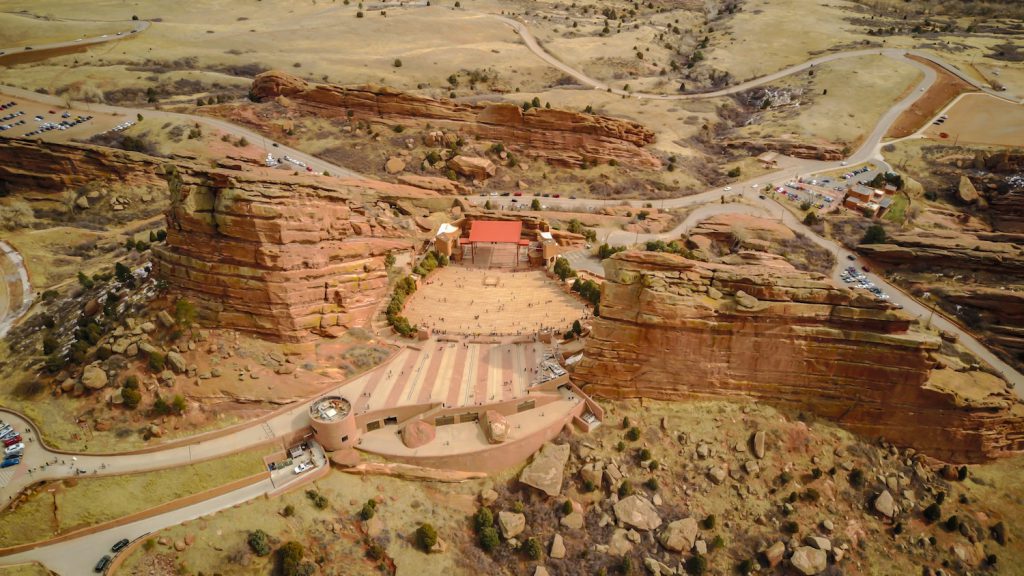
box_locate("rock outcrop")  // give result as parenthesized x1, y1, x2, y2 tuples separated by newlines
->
(574, 251, 1024, 462)
(152, 164, 432, 341)
(720, 136, 845, 161)
(250, 71, 659, 168)
(857, 230, 1024, 273)
(0, 138, 167, 196)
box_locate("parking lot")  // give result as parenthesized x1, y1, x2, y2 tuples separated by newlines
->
(839, 264, 898, 306)
(0, 97, 130, 142)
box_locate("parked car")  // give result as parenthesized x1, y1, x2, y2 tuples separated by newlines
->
(293, 461, 313, 474)
(846, 255, 855, 261)
(5, 442, 24, 456)
(111, 539, 130, 552)
(3, 435, 22, 446)
(1, 457, 20, 469)
(95, 555, 112, 573)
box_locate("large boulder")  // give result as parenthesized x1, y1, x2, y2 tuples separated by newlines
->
(498, 511, 525, 539)
(519, 442, 571, 496)
(658, 517, 698, 552)
(401, 420, 436, 448)
(612, 495, 662, 531)
(791, 546, 828, 575)
(762, 541, 786, 568)
(384, 157, 406, 174)
(449, 155, 496, 180)
(957, 175, 979, 204)
(81, 364, 108, 390)
(874, 489, 897, 518)
(166, 351, 187, 374)
(482, 410, 510, 443)
(752, 430, 766, 459)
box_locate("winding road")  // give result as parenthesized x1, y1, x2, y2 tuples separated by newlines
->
(0, 11, 1022, 574)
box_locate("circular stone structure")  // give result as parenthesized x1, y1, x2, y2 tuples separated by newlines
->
(309, 395, 358, 452)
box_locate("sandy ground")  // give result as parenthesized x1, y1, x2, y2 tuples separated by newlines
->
(886, 55, 976, 139)
(403, 267, 584, 336)
(736, 54, 923, 148)
(921, 93, 1024, 148)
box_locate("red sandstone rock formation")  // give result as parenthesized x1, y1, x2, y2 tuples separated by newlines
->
(0, 138, 167, 195)
(573, 251, 1024, 462)
(152, 165, 434, 341)
(250, 71, 660, 169)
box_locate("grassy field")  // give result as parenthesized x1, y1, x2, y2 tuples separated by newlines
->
(736, 55, 923, 147)
(883, 192, 909, 223)
(0, 446, 268, 547)
(117, 467, 482, 576)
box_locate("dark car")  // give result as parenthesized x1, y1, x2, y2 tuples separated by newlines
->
(95, 555, 112, 573)
(861, 266, 870, 272)
(846, 255, 855, 261)
(112, 538, 130, 552)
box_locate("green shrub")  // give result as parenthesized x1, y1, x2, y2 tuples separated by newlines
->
(148, 351, 165, 372)
(561, 500, 574, 515)
(473, 507, 493, 532)
(780, 520, 799, 534)
(582, 478, 596, 492)
(283, 504, 295, 517)
(42, 334, 59, 355)
(44, 353, 66, 373)
(277, 541, 307, 576)
(726, 167, 741, 178)
(644, 477, 659, 491)
(522, 537, 542, 560)
(848, 468, 865, 487)
(684, 555, 707, 575)
(360, 501, 376, 520)
(637, 448, 651, 461)
(944, 515, 960, 532)
(247, 530, 272, 556)
(77, 271, 95, 289)
(306, 490, 329, 509)
(625, 427, 640, 441)
(478, 526, 499, 552)
(415, 523, 438, 550)
(923, 502, 942, 523)
(121, 387, 142, 409)
(702, 514, 716, 530)
(615, 441, 626, 452)
(42, 289, 59, 302)
(617, 480, 634, 498)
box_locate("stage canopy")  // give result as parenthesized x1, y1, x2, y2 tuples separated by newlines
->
(468, 221, 523, 244)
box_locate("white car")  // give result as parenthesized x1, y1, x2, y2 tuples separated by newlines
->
(293, 462, 313, 475)
(5, 442, 24, 456)
(751, 183, 759, 189)
(723, 186, 732, 191)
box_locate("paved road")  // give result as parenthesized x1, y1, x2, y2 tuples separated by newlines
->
(0, 241, 31, 339)
(0, 18, 149, 56)
(0, 478, 275, 576)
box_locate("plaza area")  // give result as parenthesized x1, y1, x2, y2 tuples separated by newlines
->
(402, 267, 586, 337)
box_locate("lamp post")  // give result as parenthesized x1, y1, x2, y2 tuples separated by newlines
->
(923, 291, 935, 329)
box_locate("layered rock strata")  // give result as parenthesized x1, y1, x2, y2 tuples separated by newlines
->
(250, 71, 660, 169)
(0, 138, 166, 196)
(574, 251, 1024, 462)
(152, 165, 430, 341)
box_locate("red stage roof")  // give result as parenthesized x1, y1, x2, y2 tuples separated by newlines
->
(467, 221, 523, 244)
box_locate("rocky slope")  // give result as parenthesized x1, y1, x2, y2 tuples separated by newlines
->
(152, 165, 434, 341)
(857, 230, 1024, 272)
(0, 138, 167, 195)
(249, 71, 660, 169)
(573, 251, 1024, 462)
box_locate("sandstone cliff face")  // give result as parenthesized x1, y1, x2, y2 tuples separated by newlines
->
(152, 166, 432, 341)
(857, 230, 1024, 273)
(574, 251, 1024, 462)
(250, 71, 660, 169)
(0, 138, 166, 195)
